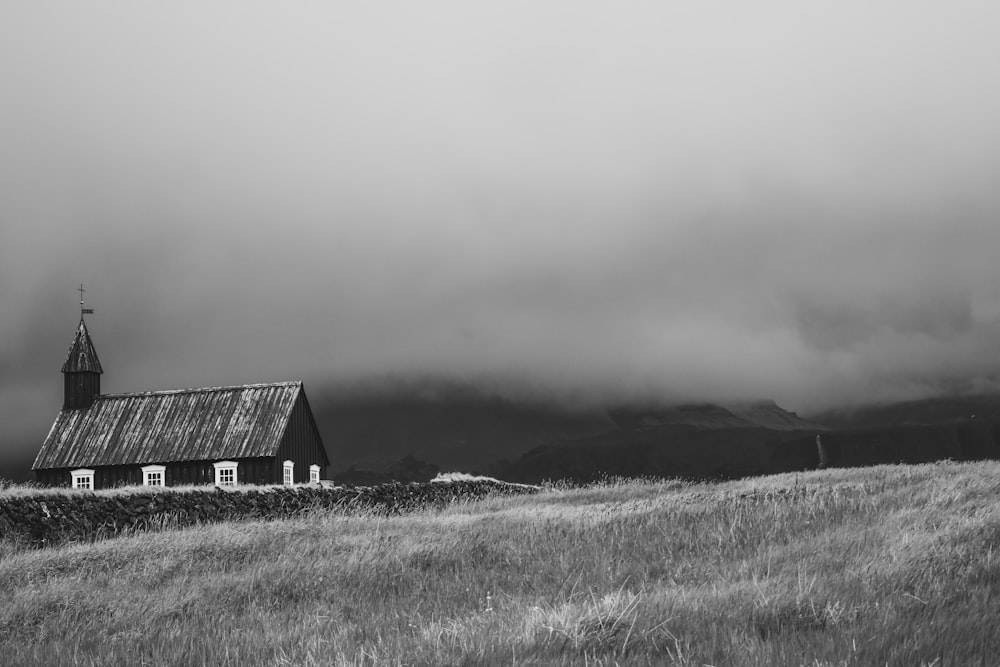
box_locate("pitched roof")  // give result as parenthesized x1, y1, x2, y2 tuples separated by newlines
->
(34, 381, 305, 469)
(62, 317, 103, 374)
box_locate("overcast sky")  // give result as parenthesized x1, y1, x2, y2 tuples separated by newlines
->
(3, 2, 1000, 461)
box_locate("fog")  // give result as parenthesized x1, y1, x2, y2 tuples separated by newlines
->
(3, 2, 1000, 471)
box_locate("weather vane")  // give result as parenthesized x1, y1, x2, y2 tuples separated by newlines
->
(78, 284, 94, 316)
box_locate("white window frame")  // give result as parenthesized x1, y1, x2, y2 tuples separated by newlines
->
(71, 468, 95, 490)
(142, 464, 166, 487)
(309, 464, 320, 483)
(283, 460, 295, 485)
(213, 460, 239, 487)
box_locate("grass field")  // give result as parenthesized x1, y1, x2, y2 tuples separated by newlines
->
(2, 461, 998, 666)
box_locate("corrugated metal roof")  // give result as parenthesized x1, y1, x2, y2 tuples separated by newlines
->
(33, 381, 303, 469)
(61, 317, 103, 374)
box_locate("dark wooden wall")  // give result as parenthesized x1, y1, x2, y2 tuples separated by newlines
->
(36, 464, 145, 489)
(276, 392, 330, 482)
(35, 457, 280, 489)
(63, 372, 100, 410)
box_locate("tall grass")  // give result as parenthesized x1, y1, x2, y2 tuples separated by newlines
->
(2, 461, 998, 665)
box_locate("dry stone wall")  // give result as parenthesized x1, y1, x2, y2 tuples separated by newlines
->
(0, 479, 539, 547)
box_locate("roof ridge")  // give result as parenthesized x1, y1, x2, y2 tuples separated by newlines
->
(97, 380, 302, 399)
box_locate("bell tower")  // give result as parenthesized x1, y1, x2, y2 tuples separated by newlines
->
(62, 285, 103, 410)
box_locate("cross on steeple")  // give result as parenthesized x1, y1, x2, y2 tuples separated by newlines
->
(78, 284, 94, 315)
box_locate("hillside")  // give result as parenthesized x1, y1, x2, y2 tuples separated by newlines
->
(306, 383, 1000, 483)
(308, 379, 824, 482)
(495, 426, 819, 483)
(607, 399, 821, 431)
(815, 392, 1000, 428)
(494, 394, 1000, 483)
(2, 461, 999, 665)
(0, 444, 34, 484)
(310, 380, 615, 478)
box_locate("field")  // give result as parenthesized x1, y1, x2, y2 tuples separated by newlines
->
(2, 462, 999, 666)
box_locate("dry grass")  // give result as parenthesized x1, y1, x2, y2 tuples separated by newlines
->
(2, 461, 999, 665)
(0, 482, 334, 499)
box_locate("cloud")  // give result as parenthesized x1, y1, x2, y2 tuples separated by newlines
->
(2, 1, 1000, 470)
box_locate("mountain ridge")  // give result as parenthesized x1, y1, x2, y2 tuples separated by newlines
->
(309, 379, 1000, 483)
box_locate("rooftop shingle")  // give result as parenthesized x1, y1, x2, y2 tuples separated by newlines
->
(34, 381, 303, 469)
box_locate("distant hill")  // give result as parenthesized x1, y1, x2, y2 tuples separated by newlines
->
(309, 379, 828, 483)
(814, 393, 1000, 428)
(309, 378, 615, 479)
(608, 400, 823, 431)
(494, 393, 1000, 483)
(310, 379, 1000, 484)
(493, 426, 820, 484)
(0, 446, 35, 484)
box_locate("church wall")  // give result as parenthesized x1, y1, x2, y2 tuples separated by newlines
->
(34, 457, 284, 489)
(276, 393, 330, 482)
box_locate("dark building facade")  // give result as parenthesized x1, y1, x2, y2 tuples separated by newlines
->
(33, 316, 330, 489)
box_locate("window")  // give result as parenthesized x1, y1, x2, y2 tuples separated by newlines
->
(142, 465, 166, 487)
(283, 460, 295, 485)
(71, 468, 95, 490)
(309, 464, 320, 483)
(213, 461, 239, 487)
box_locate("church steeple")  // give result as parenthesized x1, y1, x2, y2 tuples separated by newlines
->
(62, 286, 102, 410)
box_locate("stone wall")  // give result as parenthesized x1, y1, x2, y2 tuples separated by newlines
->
(0, 479, 539, 547)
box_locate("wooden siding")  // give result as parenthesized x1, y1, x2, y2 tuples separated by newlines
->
(276, 391, 330, 482)
(64, 372, 101, 410)
(35, 457, 282, 489)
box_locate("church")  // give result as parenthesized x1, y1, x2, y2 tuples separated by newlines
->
(32, 302, 330, 490)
